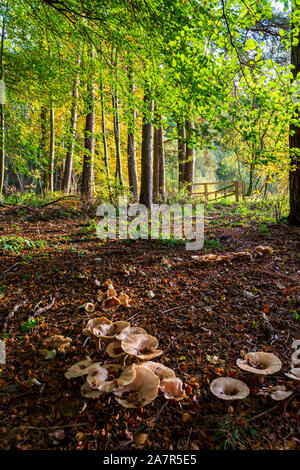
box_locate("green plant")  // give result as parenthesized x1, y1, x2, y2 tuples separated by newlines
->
(20, 316, 45, 333)
(0, 236, 46, 254)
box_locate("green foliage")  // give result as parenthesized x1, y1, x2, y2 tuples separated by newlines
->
(20, 316, 45, 333)
(0, 236, 46, 254)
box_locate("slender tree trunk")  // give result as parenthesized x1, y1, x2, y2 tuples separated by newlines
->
(62, 47, 81, 194)
(111, 48, 123, 186)
(178, 119, 186, 187)
(0, 11, 6, 202)
(99, 48, 111, 198)
(184, 120, 195, 194)
(247, 160, 255, 197)
(153, 111, 165, 202)
(81, 46, 95, 203)
(40, 105, 48, 191)
(139, 90, 154, 208)
(288, 17, 300, 225)
(48, 102, 55, 192)
(127, 65, 138, 199)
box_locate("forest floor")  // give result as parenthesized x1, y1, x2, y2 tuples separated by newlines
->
(0, 199, 299, 450)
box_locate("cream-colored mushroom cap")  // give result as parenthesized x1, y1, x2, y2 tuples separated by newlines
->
(113, 365, 160, 408)
(118, 292, 130, 307)
(142, 361, 175, 381)
(85, 302, 95, 313)
(210, 377, 250, 400)
(121, 333, 163, 360)
(271, 390, 293, 401)
(160, 377, 186, 401)
(85, 363, 108, 389)
(81, 382, 104, 399)
(65, 357, 93, 379)
(98, 321, 130, 342)
(100, 363, 136, 392)
(115, 326, 147, 341)
(106, 340, 127, 358)
(44, 335, 72, 352)
(83, 317, 112, 338)
(236, 352, 282, 375)
(285, 368, 300, 381)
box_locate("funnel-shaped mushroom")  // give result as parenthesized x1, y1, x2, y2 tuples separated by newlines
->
(254, 246, 273, 257)
(115, 326, 147, 341)
(142, 361, 175, 381)
(81, 382, 104, 399)
(97, 321, 130, 342)
(113, 365, 159, 408)
(102, 297, 120, 312)
(65, 357, 93, 379)
(100, 364, 136, 392)
(44, 335, 72, 353)
(285, 368, 300, 381)
(106, 340, 127, 359)
(121, 334, 163, 360)
(160, 377, 186, 401)
(118, 293, 130, 307)
(210, 377, 250, 400)
(236, 352, 282, 375)
(83, 317, 112, 338)
(85, 302, 95, 313)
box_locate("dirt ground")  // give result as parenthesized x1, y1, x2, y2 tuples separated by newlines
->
(0, 203, 299, 450)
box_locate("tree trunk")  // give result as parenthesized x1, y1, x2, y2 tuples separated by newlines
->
(178, 119, 186, 187)
(48, 102, 55, 192)
(288, 17, 300, 225)
(111, 48, 123, 186)
(246, 160, 255, 197)
(99, 47, 111, 199)
(127, 65, 138, 200)
(81, 46, 95, 203)
(184, 120, 195, 194)
(139, 90, 154, 208)
(62, 47, 81, 194)
(40, 105, 48, 191)
(0, 11, 6, 202)
(153, 111, 165, 202)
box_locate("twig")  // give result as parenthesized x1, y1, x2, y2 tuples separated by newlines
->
(249, 404, 279, 421)
(33, 297, 55, 317)
(41, 195, 79, 208)
(3, 299, 28, 331)
(1, 262, 20, 274)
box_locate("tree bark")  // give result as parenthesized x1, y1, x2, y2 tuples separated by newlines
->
(184, 120, 195, 194)
(288, 17, 300, 225)
(48, 101, 55, 192)
(40, 105, 48, 191)
(81, 46, 95, 203)
(62, 47, 81, 194)
(139, 90, 154, 208)
(100, 69, 111, 198)
(127, 64, 138, 199)
(0, 9, 6, 202)
(178, 119, 186, 187)
(153, 111, 165, 202)
(111, 48, 123, 187)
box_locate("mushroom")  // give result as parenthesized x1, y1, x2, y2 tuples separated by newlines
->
(81, 382, 104, 399)
(85, 363, 108, 390)
(121, 333, 163, 360)
(141, 361, 175, 381)
(85, 302, 95, 313)
(118, 292, 130, 308)
(83, 317, 112, 338)
(210, 377, 250, 400)
(285, 368, 300, 381)
(115, 326, 147, 341)
(291, 340, 300, 366)
(102, 297, 120, 312)
(258, 385, 293, 401)
(254, 246, 273, 257)
(65, 357, 93, 379)
(230, 251, 252, 260)
(271, 389, 293, 401)
(236, 352, 282, 376)
(44, 335, 72, 353)
(97, 321, 130, 342)
(100, 363, 136, 392)
(160, 377, 186, 401)
(113, 365, 160, 408)
(106, 340, 127, 359)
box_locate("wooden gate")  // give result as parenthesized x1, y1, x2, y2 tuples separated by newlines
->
(191, 181, 245, 202)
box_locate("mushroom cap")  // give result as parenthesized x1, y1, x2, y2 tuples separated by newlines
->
(121, 333, 163, 360)
(65, 357, 93, 379)
(210, 377, 250, 400)
(44, 335, 72, 352)
(83, 317, 112, 338)
(98, 321, 130, 342)
(100, 363, 136, 392)
(85, 363, 108, 389)
(230, 251, 252, 260)
(254, 245, 273, 256)
(285, 368, 300, 381)
(106, 340, 127, 358)
(85, 302, 95, 313)
(160, 377, 186, 401)
(102, 296, 120, 312)
(271, 390, 293, 401)
(236, 352, 282, 375)
(113, 365, 160, 408)
(81, 382, 104, 399)
(141, 361, 176, 382)
(115, 326, 147, 341)
(118, 292, 130, 307)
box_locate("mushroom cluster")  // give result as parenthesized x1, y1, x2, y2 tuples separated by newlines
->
(191, 246, 273, 264)
(66, 308, 185, 408)
(96, 279, 130, 312)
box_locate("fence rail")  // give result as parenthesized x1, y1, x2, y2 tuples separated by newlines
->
(191, 181, 245, 202)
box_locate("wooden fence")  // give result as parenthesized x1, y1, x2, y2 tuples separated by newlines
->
(191, 181, 245, 202)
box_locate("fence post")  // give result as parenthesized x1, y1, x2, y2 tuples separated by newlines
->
(235, 181, 239, 202)
(204, 183, 208, 202)
(241, 181, 245, 200)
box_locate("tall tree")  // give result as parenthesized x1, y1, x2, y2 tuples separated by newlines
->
(127, 63, 138, 200)
(0, 3, 7, 202)
(177, 119, 186, 188)
(81, 45, 95, 202)
(48, 101, 55, 192)
(184, 120, 195, 194)
(139, 89, 154, 208)
(111, 48, 123, 187)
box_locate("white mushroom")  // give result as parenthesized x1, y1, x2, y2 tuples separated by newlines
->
(85, 302, 95, 313)
(285, 368, 300, 381)
(115, 326, 147, 341)
(106, 340, 127, 359)
(236, 352, 282, 375)
(210, 377, 250, 400)
(83, 317, 112, 338)
(160, 377, 186, 401)
(65, 357, 93, 379)
(44, 335, 72, 353)
(102, 296, 120, 312)
(121, 333, 163, 360)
